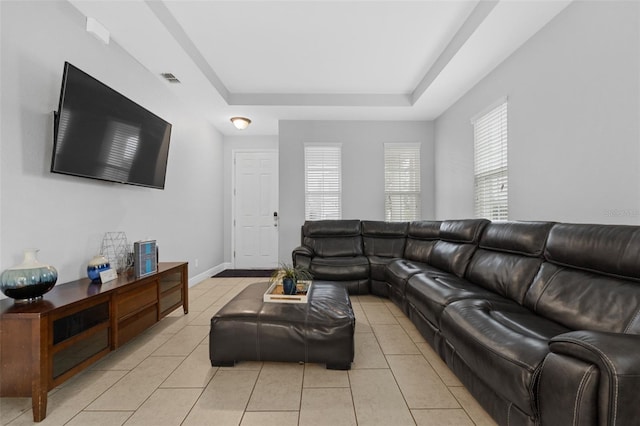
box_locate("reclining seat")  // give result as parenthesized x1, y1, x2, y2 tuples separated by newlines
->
(406, 221, 553, 352)
(534, 223, 640, 426)
(361, 220, 408, 297)
(439, 223, 640, 425)
(292, 220, 370, 294)
(385, 221, 441, 312)
(387, 219, 488, 314)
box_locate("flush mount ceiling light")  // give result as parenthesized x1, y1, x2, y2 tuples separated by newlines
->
(230, 117, 251, 130)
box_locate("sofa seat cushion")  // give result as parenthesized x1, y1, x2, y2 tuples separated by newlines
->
(367, 255, 398, 281)
(406, 273, 505, 327)
(441, 299, 570, 417)
(386, 258, 449, 286)
(310, 256, 369, 280)
(385, 259, 452, 310)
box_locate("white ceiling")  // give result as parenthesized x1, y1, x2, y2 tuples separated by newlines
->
(68, 0, 572, 135)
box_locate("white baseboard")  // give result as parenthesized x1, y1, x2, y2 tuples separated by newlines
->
(188, 262, 232, 287)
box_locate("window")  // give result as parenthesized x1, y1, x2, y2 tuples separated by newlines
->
(304, 144, 342, 220)
(384, 143, 421, 221)
(472, 98, 508, 220)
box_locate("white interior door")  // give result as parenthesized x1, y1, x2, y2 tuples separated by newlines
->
(233, 151, 279, 269)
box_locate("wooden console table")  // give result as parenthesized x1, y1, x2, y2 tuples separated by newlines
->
(0, 262, 188, 422)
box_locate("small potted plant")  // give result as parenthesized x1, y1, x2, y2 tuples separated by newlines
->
(270, 263, 313, 295)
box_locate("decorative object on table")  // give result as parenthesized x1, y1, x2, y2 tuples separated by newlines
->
(269, 263, 313, 295)
(99, 268, 118, 283)
(264, 280, 313, 304)
(87, 254, 111, 282)
(0, 249, 58, 301)
(100, 232, 132, 273)
(133, 240, 157, 278)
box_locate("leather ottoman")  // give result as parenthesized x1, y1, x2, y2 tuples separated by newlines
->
(209, 281, 355, 370)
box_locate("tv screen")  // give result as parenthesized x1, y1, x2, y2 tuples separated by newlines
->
(51, 62, 172, 189)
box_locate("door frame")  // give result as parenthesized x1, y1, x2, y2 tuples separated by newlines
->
(231, 148, 279, 269)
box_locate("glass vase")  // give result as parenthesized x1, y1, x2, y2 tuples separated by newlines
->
(0, 249, 58, 301)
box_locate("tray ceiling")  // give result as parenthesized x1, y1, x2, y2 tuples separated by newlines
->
(68, 0, 572, 135)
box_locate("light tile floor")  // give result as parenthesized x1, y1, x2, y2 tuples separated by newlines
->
(0, 277, 497, 426)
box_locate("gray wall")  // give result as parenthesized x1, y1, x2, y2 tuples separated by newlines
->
(0, 0, 225, 296)
(434, 0, 640, 224)
(278, 120, 434, 261)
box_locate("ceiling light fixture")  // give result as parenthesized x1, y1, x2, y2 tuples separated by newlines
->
(230, 117, 251, 130)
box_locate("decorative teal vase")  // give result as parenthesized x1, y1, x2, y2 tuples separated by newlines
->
(0, 249, 58, 301)
(87, 254, 111, 282)
(282, 277, 297, 295)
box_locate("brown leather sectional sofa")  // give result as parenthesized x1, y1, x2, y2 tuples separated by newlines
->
(292, 219, 640, 426)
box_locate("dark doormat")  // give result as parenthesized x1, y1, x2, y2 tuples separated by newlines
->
(213, 269, 275, 278)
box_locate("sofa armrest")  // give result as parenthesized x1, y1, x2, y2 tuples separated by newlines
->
(543, 330, 640, 425)
(292, 245, 313, 269)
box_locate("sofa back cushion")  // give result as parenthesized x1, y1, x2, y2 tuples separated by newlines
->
(403, 221, 441, 263)
(362, 221, 408, 257)
(465, 221, 554, 304)
(302, 220, 363, 257)
(524, 223, 640, 333)
(430, 219, 490, 278)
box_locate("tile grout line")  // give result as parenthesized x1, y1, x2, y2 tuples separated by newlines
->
(237, 357, 264, 424)
(373, 300, 419, 426)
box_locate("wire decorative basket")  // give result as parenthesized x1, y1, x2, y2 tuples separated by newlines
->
(100, 232, 133, 273)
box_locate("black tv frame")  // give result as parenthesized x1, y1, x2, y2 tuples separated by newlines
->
(50, 62, 172, 190)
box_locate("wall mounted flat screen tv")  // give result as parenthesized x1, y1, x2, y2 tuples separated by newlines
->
(51, 62, 172, 190)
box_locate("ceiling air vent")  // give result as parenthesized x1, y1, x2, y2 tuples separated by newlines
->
(161, 73, 180, 83)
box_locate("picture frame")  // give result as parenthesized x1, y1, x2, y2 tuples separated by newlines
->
(133, 240, 157, 278)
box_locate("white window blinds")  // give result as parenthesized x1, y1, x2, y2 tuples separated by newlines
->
(472, 99, 508, 221)
(384, 143, 421, 221)
(304, 144, 342, 220)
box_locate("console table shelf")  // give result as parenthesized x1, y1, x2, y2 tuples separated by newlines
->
(0, 261, 188, 422)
